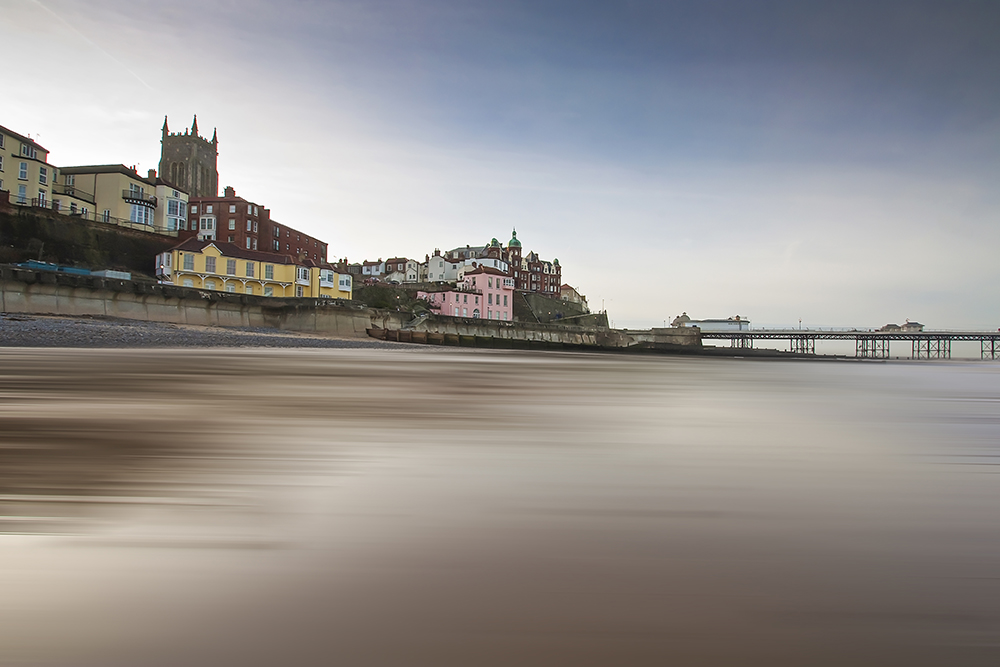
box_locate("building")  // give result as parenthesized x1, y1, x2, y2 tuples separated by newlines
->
(678, 316, 751, 332)
(417, 266, 515, 320)
(158, 116, 218, 198)
(183, 186, 327, 261)
(155, 238, 351, 299)
(423, 230, 561, 295)
(560, 284, 590, 312)
(58, 164, 188, 234)
(383, 257, 420, 283)
(423, 250, 463, 282)
(0, 124, 93, 216)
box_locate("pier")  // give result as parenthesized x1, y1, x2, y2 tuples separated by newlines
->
(700, 330, 1000, 360)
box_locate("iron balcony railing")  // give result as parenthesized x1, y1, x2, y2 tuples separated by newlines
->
(52, 183, 96, 204)
(11, 198, 178, 237)
(122, 189, 157, 206)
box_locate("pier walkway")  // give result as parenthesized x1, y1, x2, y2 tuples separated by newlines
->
(700, 329, 1000, 359)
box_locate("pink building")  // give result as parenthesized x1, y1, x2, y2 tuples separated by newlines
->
(418, 266, 515, 320)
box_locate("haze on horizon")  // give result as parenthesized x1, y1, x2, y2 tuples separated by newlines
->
(3, 0, 998, 329)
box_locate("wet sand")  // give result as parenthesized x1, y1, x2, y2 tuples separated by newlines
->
(1, 347, 999, 666)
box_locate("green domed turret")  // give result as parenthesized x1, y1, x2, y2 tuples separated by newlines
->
(490, 238, 500, 247)
(553, 258, 559, 266)
(508, 229, 522, 248)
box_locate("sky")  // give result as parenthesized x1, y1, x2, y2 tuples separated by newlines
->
(3, 0, 999, 329)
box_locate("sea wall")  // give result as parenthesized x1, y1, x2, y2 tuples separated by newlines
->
(0, 265, 373, 337)
(0, 265, 702, 350)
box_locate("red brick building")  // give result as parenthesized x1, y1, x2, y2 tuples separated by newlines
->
(181, 186, 328, 262)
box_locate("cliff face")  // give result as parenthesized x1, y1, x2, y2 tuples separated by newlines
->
(0, 207, 175, 277)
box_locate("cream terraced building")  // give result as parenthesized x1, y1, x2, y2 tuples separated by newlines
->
(156, 238, 352, 299)
(0, 124, 93, 215)
(58, 164, 188, 235)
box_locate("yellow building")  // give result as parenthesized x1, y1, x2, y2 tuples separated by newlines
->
(156, 238, 352, 299)
(0, 123, 92, 215)
(58, 164, 188, 235)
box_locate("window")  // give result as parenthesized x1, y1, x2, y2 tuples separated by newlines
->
(245, 286, 253, 295)
(229, 204, 236, 213)
(253, 221, 257, 233)
(206, 205, 213, 213)
(168, 200, 180, 216)
(19, 162, 28, 180)
(205, 257, 216, 273)
(503, 295, 508, 307)
(205, 280, 216, 290)
(0, 135, 4, 148)
(226, 284, 236, 293)
(246, 262, 254, 277)
(488, 294, 493, 305)
(38, 189, 46, 205)
(183, 278, 194, 287)
(0, 156, 4, 171)
(297, 267, 309, 281)
(254, 206, 258, 215)
(264, 286, 274, 297)
(296, 286, 304, 297)
(38, 167, 47, 184)
(463, 308, 468, 317)
(247, 204, 253, 214)
(228, 235, 234, 242)
(191, 205, 198, 214)
(16, 184, 27, 203)
(246, 238, 251, 249)
(338, 275, 351, 291)
(183, 254, 194, 270)
(246, 220, 252, 231)
(252, 239, 257, 250)
(102, 210, 110, 222)
(227, 259, 236, 275)
(264, 264, 274, 279)
(131, 204, 152, 225)
(229, 219, 236, 230)
(20, 144, 37, 159)
(473, 309, 480, 318)
(463, 294, 467, 304)
(200, 217, 214, 230)
(273, 240, 279, 251)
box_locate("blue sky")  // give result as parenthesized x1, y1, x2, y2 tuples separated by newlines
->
(4, 0, 999, 328)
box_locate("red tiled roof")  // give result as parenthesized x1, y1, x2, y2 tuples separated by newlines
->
(167, 238, 297, 264)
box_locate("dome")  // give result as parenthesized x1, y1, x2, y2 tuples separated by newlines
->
(553, 258, 560, 265)
(508, 229, 522, 247)
(490, 238, 500, 247)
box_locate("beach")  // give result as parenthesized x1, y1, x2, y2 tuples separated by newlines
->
(1, 343, 999, 665)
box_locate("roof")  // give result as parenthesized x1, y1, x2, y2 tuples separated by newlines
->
(167, 238, 298, 264)
(60, 164, 152, 184)
(384, 257, 410, 264)
(464, 266, 509, 277)
(508, 230, 522, 247)
(0, 125, 48, 153)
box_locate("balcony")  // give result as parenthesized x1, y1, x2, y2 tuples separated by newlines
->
(53, 183, 95, 204)
(122, 189, 156, 206)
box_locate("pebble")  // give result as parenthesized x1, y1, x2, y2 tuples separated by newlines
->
(0, 313, 397, 349)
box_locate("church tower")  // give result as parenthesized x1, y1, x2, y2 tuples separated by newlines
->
(158, 115, 219, 197)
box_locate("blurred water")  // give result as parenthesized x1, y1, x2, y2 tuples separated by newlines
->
(1, 348, 999, 666)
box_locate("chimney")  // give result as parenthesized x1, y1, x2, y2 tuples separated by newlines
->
(224, 186, 235, 198)
(147, 169, 157, 180)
